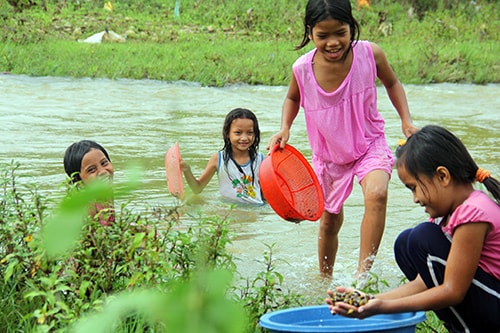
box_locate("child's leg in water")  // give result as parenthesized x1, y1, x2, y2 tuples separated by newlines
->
(355, 137, 393, 285)
(318, 209, 344, 277)
(358, 170, 389, 280)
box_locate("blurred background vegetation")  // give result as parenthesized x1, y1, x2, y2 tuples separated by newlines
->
(1, 0, 498, 85)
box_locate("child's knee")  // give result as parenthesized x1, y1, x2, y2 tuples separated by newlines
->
(395, 228, 411, 251)
(320, 212, 343, 234)
(364, 186, 388, 205)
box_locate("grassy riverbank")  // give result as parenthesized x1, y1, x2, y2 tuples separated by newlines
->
(1, 0, 498, 86)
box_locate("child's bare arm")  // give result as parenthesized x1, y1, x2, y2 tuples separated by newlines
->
(371, 42, 418, 137)
(181, 153, 218, 194)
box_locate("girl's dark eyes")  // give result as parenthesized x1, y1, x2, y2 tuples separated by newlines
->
(86, 167, 97, 174)
(316, 31, 346, 39)
(406, 185, 416, 192)
(232, 130, 254, 136)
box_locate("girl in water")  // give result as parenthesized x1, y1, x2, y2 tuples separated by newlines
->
(182, 108, 265, 205)
(64, 140, 115, 225)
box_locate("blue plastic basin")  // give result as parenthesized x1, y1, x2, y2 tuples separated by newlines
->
(260, 305, 426, 333)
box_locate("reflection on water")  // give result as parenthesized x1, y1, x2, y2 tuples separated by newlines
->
(1, 74, 499, 297)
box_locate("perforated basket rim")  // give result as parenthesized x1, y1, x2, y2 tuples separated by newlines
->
(264, 144, 324, 221)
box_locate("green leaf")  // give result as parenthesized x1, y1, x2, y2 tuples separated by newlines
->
(132, 232, 146, 251)
(79, 280, 91, 299)
(55, 284, 71, 292)
(24, 290, 47, 300)
(4, 258, 19, 282)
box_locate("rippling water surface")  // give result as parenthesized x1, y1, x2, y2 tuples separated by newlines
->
(1, 74, 498, 297)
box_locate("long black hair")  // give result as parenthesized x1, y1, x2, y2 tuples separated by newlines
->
(296, 0, 360, 50)
(221, 108, 261, 185)
(396, 125, 500, 203)
(64, 140, 111, 183)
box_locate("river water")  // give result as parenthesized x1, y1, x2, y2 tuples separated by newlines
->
(1, 74, 499, 298)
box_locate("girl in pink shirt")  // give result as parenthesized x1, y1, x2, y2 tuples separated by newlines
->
(267, 0, 418, 279)
(328, 125, 500, 333)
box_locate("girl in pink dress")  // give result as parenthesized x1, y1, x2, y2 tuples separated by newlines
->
(268, 0, 418, 279)
(327, 125, 500, 333)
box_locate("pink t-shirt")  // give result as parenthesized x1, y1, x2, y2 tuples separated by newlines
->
(292, 41, 386, 165)
(440, 190, 500, 280)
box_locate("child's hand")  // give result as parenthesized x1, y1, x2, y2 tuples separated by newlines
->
(180, 159, 190, 172)
(267, 129, 290, 150)
(402, 122, 419, 138)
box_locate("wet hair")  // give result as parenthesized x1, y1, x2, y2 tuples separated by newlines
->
(296, 0, 361, 50)
(64, 140, 111, 183)
(221, 108, 261, 185)
(396, 125, 500, 204)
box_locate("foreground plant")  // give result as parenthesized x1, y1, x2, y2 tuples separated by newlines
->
(236, 243, 308, 329)
(0, 162, 308, 332)
(0, 162, 243, 330)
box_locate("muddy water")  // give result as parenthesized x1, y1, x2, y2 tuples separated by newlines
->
(1, 74, 498, 298)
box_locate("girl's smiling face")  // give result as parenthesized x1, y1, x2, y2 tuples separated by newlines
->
(228, 118, 255, 153)
(80, 148, 114, 184)
(309, 18, 352, 63)
(397, 164, 450, 219)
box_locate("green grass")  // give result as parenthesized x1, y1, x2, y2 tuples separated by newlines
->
(0, 0, 498, 86)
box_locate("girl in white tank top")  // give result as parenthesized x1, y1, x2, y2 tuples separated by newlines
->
(181, 108, 265, 205)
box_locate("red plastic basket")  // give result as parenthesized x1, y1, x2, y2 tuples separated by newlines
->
(260, 144, 324, 222)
